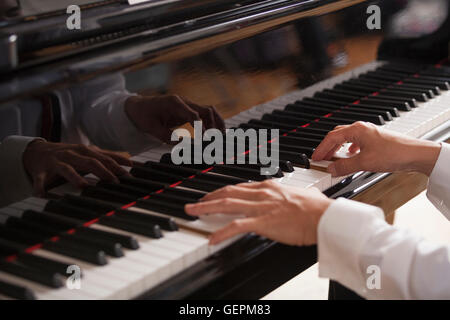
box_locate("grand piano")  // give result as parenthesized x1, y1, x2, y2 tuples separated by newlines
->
(0, 0, 449, 300)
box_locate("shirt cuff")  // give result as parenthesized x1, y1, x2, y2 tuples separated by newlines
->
(317, 198, 384, 294)
(427, 143, 450, 219)
(0, 136, 44, 206)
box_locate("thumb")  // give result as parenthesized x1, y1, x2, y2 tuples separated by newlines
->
(32, 173, 47, 197)
(328, 155, 362, 177)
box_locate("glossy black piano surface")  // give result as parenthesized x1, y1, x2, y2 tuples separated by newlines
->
(0, 0, 449, 299)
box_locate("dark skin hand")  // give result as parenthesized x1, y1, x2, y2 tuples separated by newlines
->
(124, 95, 226, 143)
(0, 0, 20, 18)
(23, 140, 132, 196)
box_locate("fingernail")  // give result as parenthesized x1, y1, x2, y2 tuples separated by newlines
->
(185, 203, 195, 213)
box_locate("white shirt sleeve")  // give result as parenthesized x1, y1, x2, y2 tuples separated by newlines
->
(0, 136, 43, 207)
(427, 143, 450, 219)
(318, 143, 450, 299)
(76, 74, 162, 154)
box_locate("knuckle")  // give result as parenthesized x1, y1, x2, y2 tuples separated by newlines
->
(88, 158, 102, 168)
(169, 94, 182, 103)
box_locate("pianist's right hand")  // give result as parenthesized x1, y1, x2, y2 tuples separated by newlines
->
(311, 121, 442, 177)
(23, 140, 132, 196)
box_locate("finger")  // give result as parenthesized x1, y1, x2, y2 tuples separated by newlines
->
(185, 198, 263, 217)
(209, 217, 260, 245)
(189, 104, 215, 130)
(32, 173, 47, 197)
(77, 147, 130, 177)
(312, 128, 351, 161)
(63, 152, 119, 183)
(56, 162, 90, 188)
(328, 155, 362, 177)
(323, 143, 342, 161)
(235, 180, 278, 190)
(167, 96, 202, 128)
(96, 148, 133, 167)
(201, 185, 269, 202)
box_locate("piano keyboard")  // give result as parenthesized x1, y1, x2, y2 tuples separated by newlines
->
(0, 60, 449, 299)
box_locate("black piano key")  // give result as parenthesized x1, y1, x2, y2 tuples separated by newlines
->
(43, 238, 107, 266)
(200, 172, 249, 185)
(7, 212, 125, 258)
(62, 233, 124, 258)
(362, 71, 402, 81)
(262, 113, 309, 126)
(179, 177, 225, 192)
(0, 279, 36, 300)
(307, 121, 338, 131)
(272, 110, 354, 125)
(1, 212, 110, 266)
(239, 122, 288, 134)
(144, 161, 198, 177)
(119, 176, 165, 193)
(147, 192, 197, 206)
(247, 119, 322, 134)
(146, 160, 250, 184)
(74, 226, 139, 250)
(392, 83, 441, 96)
(247, 119, 303, 132)
(45, 200, 101, 221)
(0, 261, 64, 288)
(377, 89, 428, 102)
(208, 164, 270, 181)
(338, 81, 434, 99)
(131, 166, 183, 184)
(262, 113, 345, 129)
(24, 209, 139, 250)
(302, 96, 402, 116)
(403, 78, 450, 90)
(324, 88, 419, 107)
(379, 63, 423, 73)
(21, 210, 81, 230)
(82, 186, 137, 204)
(415, 74, 450, 82)
(17, 253, 75, 279)
(366, 95, 418, 108)
(0, 238, 26, 256)
(277, 135, 321, 148)
(314, 91, 358, 104)
(161, 186, 206, 200)
(114, 209, 178, 231)
(136, 199, 198, 221)
(0, 225, 45, 245)
(62, 194, 118, 213)
(97, 215, 162, 238)
(391, 86, 434, 99)
(336, 82, 382, 93)
(97, 181, 149, 198)
(278, 148, 314, 162)
(45, 200, 145, 246)
(360, 98, 412, 111)
(232, 162, 286, 175)
(286, 104, 386, 124)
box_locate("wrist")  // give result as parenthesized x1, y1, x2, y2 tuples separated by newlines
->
(23, 139, 45, 175)
(405, 140, 442, 176)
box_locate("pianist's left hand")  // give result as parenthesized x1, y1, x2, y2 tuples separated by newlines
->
(124, 95, 226, 143)
(185, 180, 333, 246)
(23, 140, 132, 196)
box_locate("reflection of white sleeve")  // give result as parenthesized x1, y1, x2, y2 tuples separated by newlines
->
(318, 143, 450, 299)
(77, 74, 161, 154)
(0, 136, 42, 207)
